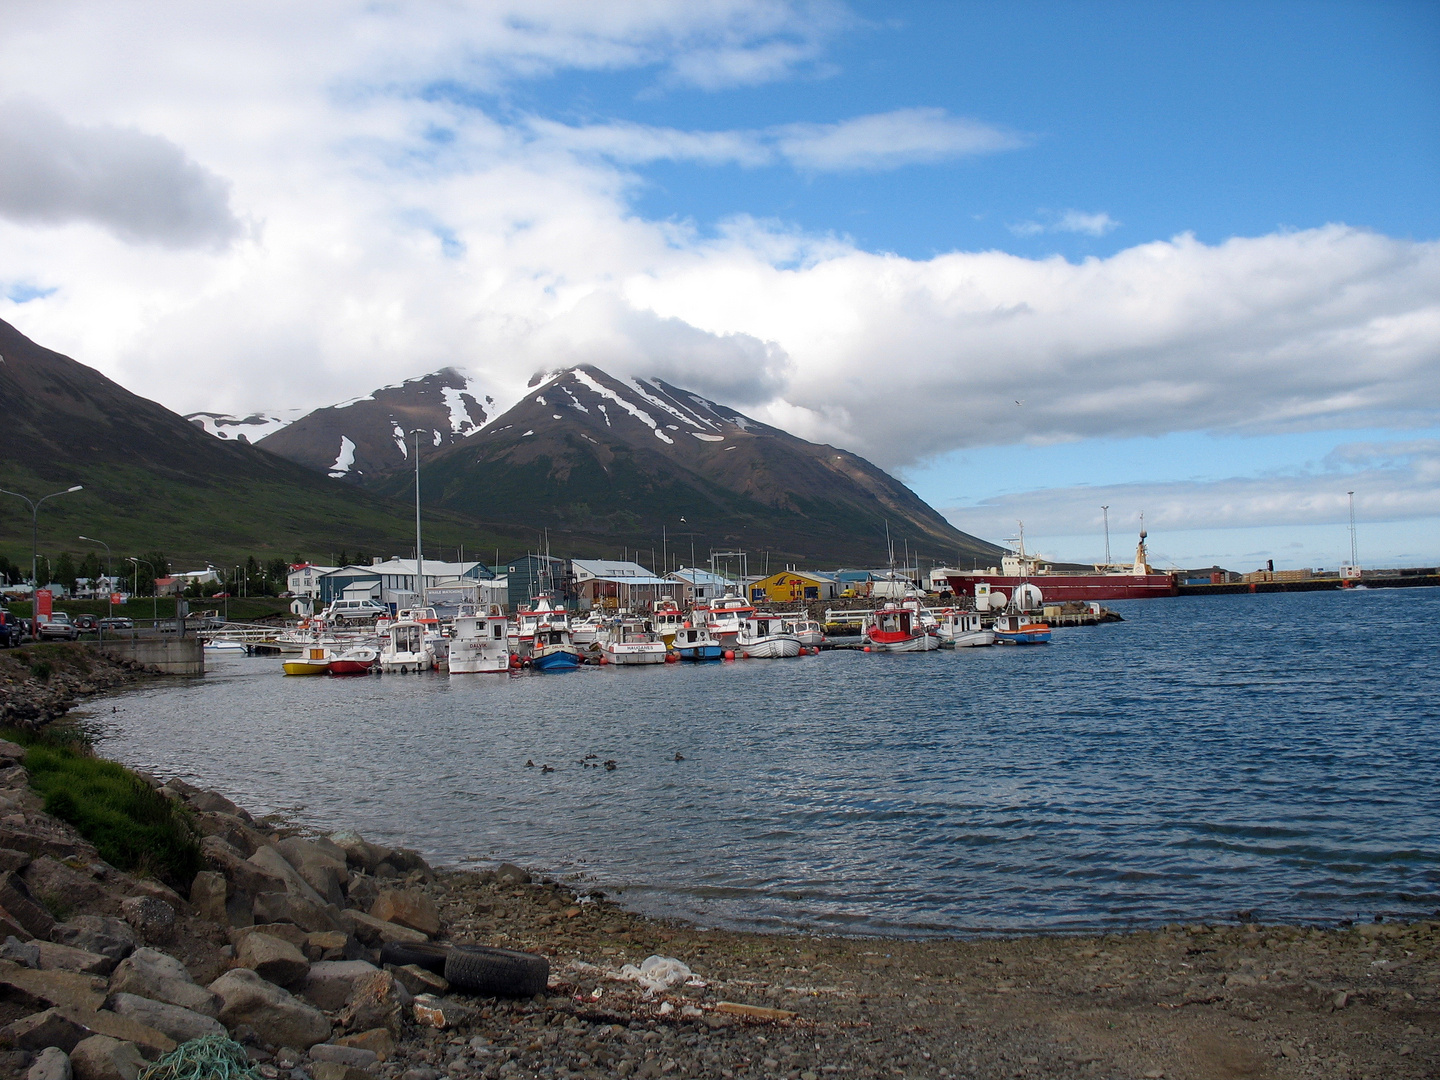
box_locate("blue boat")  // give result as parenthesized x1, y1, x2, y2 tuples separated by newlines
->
(991, 613, 1052, 644)
(673, 622, 725, 661)
(530, 626, 581, 671)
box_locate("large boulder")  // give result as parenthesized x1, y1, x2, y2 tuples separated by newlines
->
(200, 836, 285, 899)
(369, 890, 439, 937)
(187, 790, 244, 818)
(252, 893, 342, 934)
(67, 1036, 144, 1080)
(0, 871, 56, 938)
(50, 917, 136, 963)
(336, 970, 409, 1037)
(235, 932, 309, 988)
(108, 948, 221, 1017)
(37, 942, 115, 976)
(301, 960, 380, 1012)
(106, 993, 225, 1042)
(274, 839, 347, 907)
(27, 1045, 71, 1080)
(188, 872, 227, 924)
(0, 961, 107, 1011)
(193, 813, 266, 857)
(208, 968, 331, 1049)
(20, 859, 109, 914)
(341, 911, 426, 947)
(118, 899, 174, 944)
(249, 848, 328, 907)
(2, 1007, 90, 1052)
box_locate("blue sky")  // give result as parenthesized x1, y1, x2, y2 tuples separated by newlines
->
(1, 1, 1437, 570)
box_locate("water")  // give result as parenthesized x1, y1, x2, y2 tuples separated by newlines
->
(85, 589, 1440, 936)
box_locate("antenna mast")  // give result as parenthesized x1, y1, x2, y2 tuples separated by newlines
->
(1347, 491, 1358, 568)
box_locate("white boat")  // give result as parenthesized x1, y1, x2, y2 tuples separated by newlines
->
(569, 610, 608, 648)
(933, 609, 994, 648)
(704, 592, 756, 648)
(650, 597, 685, 647)
(379, 620, 436, 673)
(449, 609, 511, 674)
(602, 616, 668, 665)
(735, 614, 803, 658)
(781, 615, 824, 649)
(862, 602, 940, 652)
(203, 639, 248, 654)
(509, 593, 566, 659)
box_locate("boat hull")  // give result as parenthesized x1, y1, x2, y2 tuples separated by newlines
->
(946, 571, 1176, 602)
(738, 635, 802, 658)
(603, 644, 667, 664)
(379, 650, 434, 673)
(676, 645, 725, 661)
(994, 628, 1051, 644)
(282, 660, 330, 675)
(945, 630, 995, 648)
(531, 647, 581, 672)
(328, 659, 375, 675)
(865, 632, 940, 652)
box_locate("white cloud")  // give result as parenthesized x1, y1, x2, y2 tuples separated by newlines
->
(772, 108, 1025, 171)
(1010, 208, 1119, 238)
(940, 439, 1440, 539)
(0, 0, 1435, 488)
(0, 99, 243, 248)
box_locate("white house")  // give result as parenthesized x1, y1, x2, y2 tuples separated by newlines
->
(287, 563, 337, 598)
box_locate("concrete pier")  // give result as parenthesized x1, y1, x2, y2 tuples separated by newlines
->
(98, 636, 205, 675)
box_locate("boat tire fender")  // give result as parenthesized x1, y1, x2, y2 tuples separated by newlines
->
(444, 944, 550, 998)
(379, 940, 450, 974)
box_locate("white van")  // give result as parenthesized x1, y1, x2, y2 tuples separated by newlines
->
(322, 598, 388, 623)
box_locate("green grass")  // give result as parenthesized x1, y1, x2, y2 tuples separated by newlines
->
(19, 738, 202, 888)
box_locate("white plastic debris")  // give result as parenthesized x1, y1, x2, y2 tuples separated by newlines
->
(658, 1001, 674, 1015)
(615, 955, 694, 993)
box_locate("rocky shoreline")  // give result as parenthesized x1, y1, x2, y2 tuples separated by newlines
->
(0, 740, 1429, 1080)
(0, 649, 159, 731)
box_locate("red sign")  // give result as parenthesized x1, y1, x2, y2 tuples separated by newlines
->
(110, 592, 124, 606)
(35, 589, 53, 620)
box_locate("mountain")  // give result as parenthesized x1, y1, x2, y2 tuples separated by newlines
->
(0, 318, 521, 566)
(256, 370, 500, 481)
(185, 411, 299, 443)
(370, 366, 1001, 568)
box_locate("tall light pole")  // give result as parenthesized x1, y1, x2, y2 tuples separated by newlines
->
(1101, 505, 1111, 566)
(79, 535, 112, 643)
(1, 485, 83, 590)
(404, 428, 426, 608)
(1347, 491, 1358, 569)
(78, 535, 112, 585)
(127, 557, 157, 627)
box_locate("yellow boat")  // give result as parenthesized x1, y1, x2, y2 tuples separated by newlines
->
(283, 646, 331, 676)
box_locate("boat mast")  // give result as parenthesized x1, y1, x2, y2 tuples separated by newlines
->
(1347, 491, 1358, 568)
(413, 429, 425, 608)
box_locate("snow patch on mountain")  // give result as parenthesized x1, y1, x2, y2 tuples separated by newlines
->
(329, 436, 356, 478)
(186, 411, 296, 442)
(572, 368, 673, 442)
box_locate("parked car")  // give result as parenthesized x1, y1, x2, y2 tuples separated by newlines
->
(0, 611, 24, 648)
(98, 616, 135, 630)
(73, 614, 99, 632)
(36, 612, 79, 641)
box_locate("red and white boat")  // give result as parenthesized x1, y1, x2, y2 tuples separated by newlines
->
(329, 645, 379, 675)
(946, 526, 1175, 603)
(703, 592, 756, 648)
(863, 601, 940, 652)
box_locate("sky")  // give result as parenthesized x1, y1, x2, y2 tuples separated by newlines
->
(1, 0, 1437, 570)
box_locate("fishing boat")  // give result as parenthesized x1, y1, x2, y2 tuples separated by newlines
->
(510, 593, 566, 659)
(329, 644, 379, 675)
(282, 645, 332, 676)
(530, 616, 582, 672)
(449, 608, 512, 674)
(781, 615, 824, 649)
(672, 620, 725, 661)
(933, 609, 994, 648)
(991, 613, 1051, 644)
(569, 610, 608, 648)
(704, 592, 756, 648)
(862, 602, 940, 652)
(379, 620, 435, 673)
(601, 616, 668, 665)
(650, 597, 685, 647)
(735, 614, 803, 658)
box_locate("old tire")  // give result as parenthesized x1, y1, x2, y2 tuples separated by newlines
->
(379, 940, 451, 974)
(444, 945, 549, 998)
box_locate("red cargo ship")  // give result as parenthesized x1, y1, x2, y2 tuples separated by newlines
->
(944, 526, 1177, 604)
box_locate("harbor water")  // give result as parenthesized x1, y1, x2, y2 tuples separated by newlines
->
(86, 588, 1439, 936)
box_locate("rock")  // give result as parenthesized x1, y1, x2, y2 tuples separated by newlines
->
(57, 1008, 174, 1057)
(340, 911, 425, 947)
(308, 1045, 377, 1069)
(493, 863, 530, 885)
(119, 898, 174, 942)
(301, 960, 380, 1012)
(1332, 990, 1349, 1010)
(27, 1046, 71, 1080)
(329, 834, 391, 875)
(336, 1028, 395, 1060)
(305, 931, 347, 956)
(310, 1064, 369, 1080)
(252, 893, 342, 934)
(108, 947, 222, 1017)
(209, 968, 331, 1050)
(410, 996, 471, 1031)
(189, 872, 227, 923)
(188, 791, 243, 817)
(201, 836, 285, 900)
(0, 907, 34, 941)
(37, 942, 115, 977)
(274, 840, 347, 908)
(236, 932, 310, 988)
(344, 876, 378, 914)
(368, 890, 439, 937)
(193, 814, 266, 857)
(249, 848, 328, 908)
(49, 918, 136, 963)
(400, 1070, 441, 1080)
(126, 881, 187, 916)
(385, 849, 431, 876)
(2, 934, 40, 967)
(0, 872, 56, 938)
(21, 859, 109, 914)
(68, 1036, 145, 1080)
(2, 1008, 91, 1052)
(336, 970, 407, 1037)
(0, 961, 107, 1011)
(0, 848, 32, 873)
(105, 994, 225, 1043)
(0, 741, 25, 761)
(385, 964, 447, 997)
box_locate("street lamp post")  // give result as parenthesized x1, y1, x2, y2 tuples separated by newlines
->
(1101, 505, 1111, 567)
(0, 485, 83, 592)
(79, 535, 112, 643)
(127, 557, 157, 628)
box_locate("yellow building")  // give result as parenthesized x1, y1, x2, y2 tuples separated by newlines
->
(747, 571, 839, 604)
